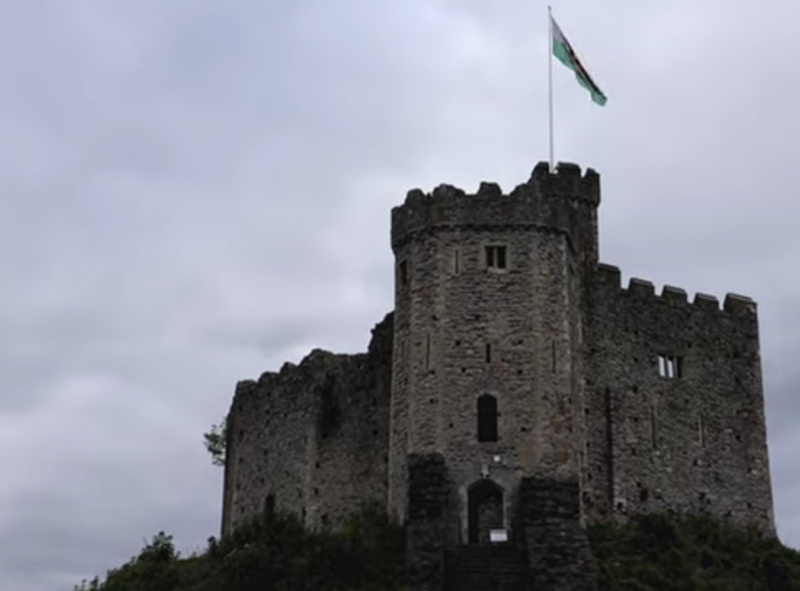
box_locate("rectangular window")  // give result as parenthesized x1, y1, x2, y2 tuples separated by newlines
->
(485, 343, 492, 363)
(453, 248, 461, 275)
(477, 394, 498, 442)
(657, 354, 682, 378)
(485, 245, 507, 271)
(399, 261, 408, 285)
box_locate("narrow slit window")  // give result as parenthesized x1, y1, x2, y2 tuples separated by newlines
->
(399, 261, 408, 285)
(552, 341, 556, 372)
(264, 494, 276, 519)
(485, 343, 492, 363)
(698, 414, 706, 447)
(650, 405, 658, 449)
(485, 245, 507, 271)
(477, 394, 498, 442)
(425, 334, 431, 369)
(453, 248, 461, 275)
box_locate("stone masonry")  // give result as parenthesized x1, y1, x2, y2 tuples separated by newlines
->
(220, 162, 775, 588)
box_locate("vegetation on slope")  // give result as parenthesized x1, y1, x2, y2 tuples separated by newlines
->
(73, 506, 404, 591)
(590, 513, 800, 591)
(74, 510, 800, 591)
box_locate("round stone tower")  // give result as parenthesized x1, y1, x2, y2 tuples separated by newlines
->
(388, 162, 601, 545)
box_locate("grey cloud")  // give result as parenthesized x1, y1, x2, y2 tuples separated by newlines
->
(1, 0, 799, 589)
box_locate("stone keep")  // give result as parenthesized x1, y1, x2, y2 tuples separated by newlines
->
(221, 162, 775, 549)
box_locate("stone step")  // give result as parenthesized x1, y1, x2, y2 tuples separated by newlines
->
(447, 584, 529, 591)
(445, 544, 531, 591)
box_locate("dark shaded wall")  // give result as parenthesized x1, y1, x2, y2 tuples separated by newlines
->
(221, 314, 393, 536)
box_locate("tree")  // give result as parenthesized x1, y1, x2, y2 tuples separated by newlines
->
(203, 418, 227, 467)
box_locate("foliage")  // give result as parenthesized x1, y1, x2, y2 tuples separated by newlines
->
(203, 419, 226, 467)
(589, 513, 800, 591)
(74, 506, 405, 591)
(74, 532, 179, 591)
(74, 510, 800, 591)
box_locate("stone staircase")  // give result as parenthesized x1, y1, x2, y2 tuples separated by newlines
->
(445, 544, 531, 591)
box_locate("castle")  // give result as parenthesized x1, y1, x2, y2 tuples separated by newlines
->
(220, 162, 775, 587)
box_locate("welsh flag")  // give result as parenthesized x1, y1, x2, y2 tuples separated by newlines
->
(550, 15, 607, 106)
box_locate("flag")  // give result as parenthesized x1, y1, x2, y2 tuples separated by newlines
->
(550, 15, 607, 106)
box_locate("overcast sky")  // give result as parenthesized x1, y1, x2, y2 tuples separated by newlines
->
(1, 1, 798, 589)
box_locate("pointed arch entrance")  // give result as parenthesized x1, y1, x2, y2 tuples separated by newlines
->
(467, 480, 504, 544)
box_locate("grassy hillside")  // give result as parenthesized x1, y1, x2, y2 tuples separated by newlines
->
(73, 510, 800, 591)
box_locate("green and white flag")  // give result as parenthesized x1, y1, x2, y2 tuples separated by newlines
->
(550, 15, 607, 106)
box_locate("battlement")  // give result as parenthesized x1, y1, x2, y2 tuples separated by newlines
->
(391, 162, 600, 250)
(595, 263, 758, 316)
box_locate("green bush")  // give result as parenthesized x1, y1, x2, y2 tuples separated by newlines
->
(589, 513, 800, 591)
(75, 511, 800, 591)
(74, 507, 405, 591)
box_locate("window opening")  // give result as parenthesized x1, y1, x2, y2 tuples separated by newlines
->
(657, 354, 682, 378)
(425, 334, 431, 369)
(485, 245, 507, 270)
(698, 413, 706, 447)
(477, 394, 498, 442)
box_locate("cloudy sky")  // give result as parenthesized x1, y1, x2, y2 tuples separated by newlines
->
(1, 0, 798, 589)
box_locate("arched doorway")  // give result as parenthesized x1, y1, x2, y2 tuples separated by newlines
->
(467, 480, 504, 544)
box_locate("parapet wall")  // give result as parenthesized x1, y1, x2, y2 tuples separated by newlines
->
(583, 262, 774, 534)
(594, 263, 758, 317)
(390, 162, 600, 252)
(222, 313, 394, 536)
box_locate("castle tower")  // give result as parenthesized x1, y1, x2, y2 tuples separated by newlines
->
(388, 162, 601, 544)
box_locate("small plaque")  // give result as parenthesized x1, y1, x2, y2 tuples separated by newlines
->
(490, 529, 507, 543)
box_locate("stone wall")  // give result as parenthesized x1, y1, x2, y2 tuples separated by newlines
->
(405, 453, 450, 591)
(221, 161, 777, 567)
(518, 477, 598, 591)
(388, 164, 600, 540)
(583, 263, 775, 534)
(221, 314, 393, 536)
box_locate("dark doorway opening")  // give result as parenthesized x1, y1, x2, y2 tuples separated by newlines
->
(467, 480, 504, 544)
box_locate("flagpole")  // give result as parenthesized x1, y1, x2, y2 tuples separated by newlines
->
(547, 5, 555, 172)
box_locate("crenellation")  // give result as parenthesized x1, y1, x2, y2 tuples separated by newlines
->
(627, 277, 655, 297)
(693, 293, 720, 310)
(432, 183, 466, 200)
(279, 361, 297, 374)
(222, 162, 776, 581)
(595, 263, 622, 288)
(723, 293, 757, 316)
(257, 373, 280, 390)
(476, 181, 502, 198)
(661, 285, 688, 305)
(593, 275, 761, 319)
(529, 161, 601, 205)
(235, 379, 258, 397)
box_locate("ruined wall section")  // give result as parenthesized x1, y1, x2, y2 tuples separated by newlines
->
(389, 162, 600, 536)
(583, 264, 775, 534)
(310, 313, 393, 529)
(222, 314, 393, 536)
